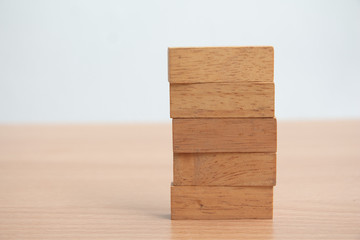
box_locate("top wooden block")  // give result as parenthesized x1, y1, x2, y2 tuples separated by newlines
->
(168, 46, 274, 83)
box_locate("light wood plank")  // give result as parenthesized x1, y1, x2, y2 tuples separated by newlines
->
(170, 82, 274, 118)
(171, 185, 273, 219)
(168, 46, 274, 83)
(172, 118, 277, 153)
(1, 121, 360, 239)
(173, 153, 276, 186)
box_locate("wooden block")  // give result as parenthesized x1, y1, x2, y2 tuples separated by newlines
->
(171, 185, 273, 219)
(168, 46, 274, 83)
(170, 82, 274, 118)
(172, 118, 277, 153)
(173, 153, 276, 186)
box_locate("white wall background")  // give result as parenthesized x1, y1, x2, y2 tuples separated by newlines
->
(0, 0, 359, 123)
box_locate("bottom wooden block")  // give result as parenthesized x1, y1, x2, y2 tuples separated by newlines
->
(171, 185, 273, 220)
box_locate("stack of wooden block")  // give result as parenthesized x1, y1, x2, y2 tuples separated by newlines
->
(168, 46, 276, 220)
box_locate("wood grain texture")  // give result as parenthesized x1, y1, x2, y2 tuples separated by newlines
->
(170, 82, 274, 118)
(173, 153, 276, 186)
(173, 118, 277, 153)
(171, 185, 273, 220)
(0, 121, 360, 239)
(168, 46, 274, 83)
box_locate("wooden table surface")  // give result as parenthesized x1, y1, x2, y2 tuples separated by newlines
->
(0, 121, 359, 239)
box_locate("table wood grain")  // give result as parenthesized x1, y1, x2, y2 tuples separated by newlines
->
(0, 121, 359, 239)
